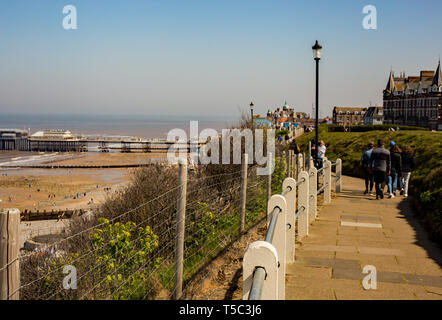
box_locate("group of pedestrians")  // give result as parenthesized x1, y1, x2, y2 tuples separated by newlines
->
(360, 139, 415, 200)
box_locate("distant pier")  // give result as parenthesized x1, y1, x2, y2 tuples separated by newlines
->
(0, 129, 202, 153)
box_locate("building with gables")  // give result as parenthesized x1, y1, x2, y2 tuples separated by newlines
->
(332, 107, 367, 126)
(383, 61, 442, 130)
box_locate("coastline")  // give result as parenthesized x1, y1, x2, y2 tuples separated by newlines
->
(0, 151, 168, 213)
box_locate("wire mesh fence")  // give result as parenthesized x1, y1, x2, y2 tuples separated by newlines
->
(2, 159, 279, 300)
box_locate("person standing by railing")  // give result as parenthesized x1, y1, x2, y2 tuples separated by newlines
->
(400, 145, 415, 197)
(360, 142, 374, 195)
(316, 140, 326, 170)
(369, 139, 391, 200)
(387, 142, 402, 198)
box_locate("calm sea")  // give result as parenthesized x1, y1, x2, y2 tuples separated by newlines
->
(0, 114, 238, 139)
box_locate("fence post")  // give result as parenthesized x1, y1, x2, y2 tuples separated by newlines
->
(243, 241, 278, 300)
(173, 160, 187, 300)
(286, 151, 291, 178)
(297, 171, 309, 237)
(291, 152, 296, 178)
(0, 208, 20, 300)
(298, 153, 303, 173)
(336, 158, 342, 193)
(308, 167, 318, 221)
(267, 195, 287, 300)
(308, 141, 312, 170)
(239, 153, 248, 235)
(282, 178, 296, 263)
(324, 160, 332, 203)
(267, 153, 272, 208)
(291, 150, 295, 178)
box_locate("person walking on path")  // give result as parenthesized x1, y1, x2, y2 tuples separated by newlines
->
(400, 145, 415, 197)
(360, 142, 374, 195)
(387, 141, 402, 198)
(369, 139, 391, 200)
(284, 134, 290, 145)
(316, 140, 326, 170)
(289, 138, 301, 155)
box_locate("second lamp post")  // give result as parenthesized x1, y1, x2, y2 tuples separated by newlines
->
(312, 40, 322, 166)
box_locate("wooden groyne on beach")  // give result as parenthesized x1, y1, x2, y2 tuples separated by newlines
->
(20, 208, 84, 221)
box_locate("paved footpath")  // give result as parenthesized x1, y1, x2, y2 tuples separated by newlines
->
(286, 175, 442, 300)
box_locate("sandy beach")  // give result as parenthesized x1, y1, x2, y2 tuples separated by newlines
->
(0, 151, 167, 212)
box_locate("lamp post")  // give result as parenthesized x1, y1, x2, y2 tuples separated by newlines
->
(250, 102, 254, 128)
(312, 40, 322, 167)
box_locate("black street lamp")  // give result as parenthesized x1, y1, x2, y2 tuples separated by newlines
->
(250, 102, 254, 127)
(312, 40, 322, 166)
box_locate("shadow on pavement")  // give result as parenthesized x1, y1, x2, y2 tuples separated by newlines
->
(396, 198, 442, 267)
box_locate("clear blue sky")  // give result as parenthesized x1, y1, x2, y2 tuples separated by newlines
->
(0, 0, 441, 119)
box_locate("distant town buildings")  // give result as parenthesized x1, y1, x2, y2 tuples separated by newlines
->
(332, 107, 367, 126)
(256, 101, 310, 130)
(363, 106, 384, 125)
(383, 61, 442, 130)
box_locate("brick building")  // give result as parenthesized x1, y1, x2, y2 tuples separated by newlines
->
(332, 107, 367, 126)
(383, 61, 442, 130)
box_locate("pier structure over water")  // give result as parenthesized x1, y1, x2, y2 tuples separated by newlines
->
(0, 129, 204, 153)
(0, 129, 30, 151)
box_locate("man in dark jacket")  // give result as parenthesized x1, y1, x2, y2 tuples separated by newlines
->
(387, 141, 402, 198)
(369, 139, 391, 200)
(360, 142, 374, 195)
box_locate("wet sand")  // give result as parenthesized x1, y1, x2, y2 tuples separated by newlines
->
(0, 151, 167, 212)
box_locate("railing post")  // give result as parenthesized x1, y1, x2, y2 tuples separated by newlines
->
(308, 167, 318, 221)
(173, 160, 187, 300)
(239, 153, 248, 235)
(336, 158, 342, 193)
(286, 151, 291, 178)
(298, 153, 303, 173)
(297, 171, 309, 237)
(0, 208, 20, 300)
(266, 153, 272, 212)
(282, 178, 297, 263)
(291, 152, 296, 178)
(282, 151, 287, 176)
(243, 241, 278, 300)
(287, 150, 295, 178)
(294, 153, 298, 180)
(324, 160, 332, 203)
(267, 195, 287, 300)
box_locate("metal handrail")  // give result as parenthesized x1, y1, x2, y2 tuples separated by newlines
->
(248, 183, 294, 300)
(296, 177, 306, 186)
(317, 183, 328, 195)
(295, 205, 306, 218)
(248, 267, 266, 300)
(265, 207, 281, 243)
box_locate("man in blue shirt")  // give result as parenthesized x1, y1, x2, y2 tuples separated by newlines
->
(360, 142, 374, 195)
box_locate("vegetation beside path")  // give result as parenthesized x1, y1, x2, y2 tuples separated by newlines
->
(295, 125, 442, 242)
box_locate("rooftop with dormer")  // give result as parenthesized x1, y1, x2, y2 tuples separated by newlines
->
(384, 60, 442, 96)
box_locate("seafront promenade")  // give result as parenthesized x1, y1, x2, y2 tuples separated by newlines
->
(286, 175, 442, 300)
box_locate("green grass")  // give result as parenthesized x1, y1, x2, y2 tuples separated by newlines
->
(295, 125, 442, 241)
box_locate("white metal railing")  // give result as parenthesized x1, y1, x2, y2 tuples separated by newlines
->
(243, 156, 343, 300)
